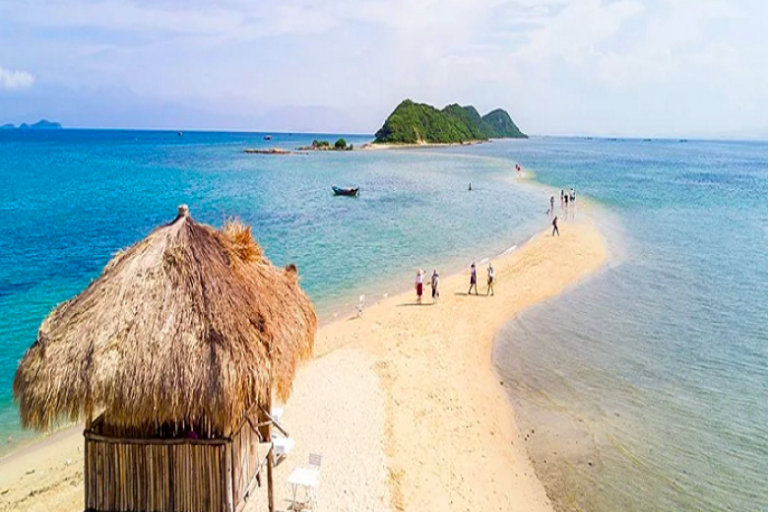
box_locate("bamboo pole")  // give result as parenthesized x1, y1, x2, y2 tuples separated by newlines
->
(225, 440, 234, 512)
(84, 432, 228, 445)
(267, 391, 275, 512)
(84, 412, 92, 512)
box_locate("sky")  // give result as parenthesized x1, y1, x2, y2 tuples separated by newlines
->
(1, 0, 766, 138)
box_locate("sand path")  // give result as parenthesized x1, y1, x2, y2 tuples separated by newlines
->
(313, 221, 605, 512)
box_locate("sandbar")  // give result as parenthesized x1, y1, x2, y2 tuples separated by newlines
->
(0, 221, 606, 512)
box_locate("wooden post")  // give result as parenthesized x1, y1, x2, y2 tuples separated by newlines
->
(84, 410, 92, 511)
(267, 390, 275, 512)
(224, 425, 234, 512)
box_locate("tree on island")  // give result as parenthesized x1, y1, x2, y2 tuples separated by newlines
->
(301, 138, 352, 151)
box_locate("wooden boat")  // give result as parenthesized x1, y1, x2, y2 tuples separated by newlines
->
(332, 186, 359, 197)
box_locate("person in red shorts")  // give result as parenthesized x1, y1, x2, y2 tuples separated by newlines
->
(415, 269, 424, 304)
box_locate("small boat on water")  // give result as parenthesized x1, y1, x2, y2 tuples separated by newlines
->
(332, 186, 359, 197)
(264, 135, 272, 141)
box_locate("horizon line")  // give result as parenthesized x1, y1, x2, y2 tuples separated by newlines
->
(2, 126, 766, 143)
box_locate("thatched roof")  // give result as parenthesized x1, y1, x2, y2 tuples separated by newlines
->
(13, 205, 316, 433)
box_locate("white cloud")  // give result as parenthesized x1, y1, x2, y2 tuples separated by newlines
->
(0, 65, 35, 89)
(3, 0, 768, 136)
(0, 0, 341, 41)
(513, 0, 646, 64)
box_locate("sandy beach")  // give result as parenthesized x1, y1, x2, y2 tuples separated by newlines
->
(361, 140, 487, 151)
(1, 220, 606, 512)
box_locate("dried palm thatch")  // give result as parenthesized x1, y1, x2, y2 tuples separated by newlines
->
(13, 205, 316, 435)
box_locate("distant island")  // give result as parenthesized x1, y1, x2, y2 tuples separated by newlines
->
(243, 139, 355, 156)
(297, 138, 353, 151)
(373, 99, 526, 144)
(1, 119, 63, 130)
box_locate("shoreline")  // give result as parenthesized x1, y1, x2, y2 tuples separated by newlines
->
(0, 219, 607, 512)
(362, 140, 488, 151)
(362, 137, 530, 152)
(314, 224, 535, 330)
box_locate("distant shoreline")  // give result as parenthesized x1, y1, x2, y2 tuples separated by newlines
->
(362, 139, 488, 151)
(242, 147, 293, 155)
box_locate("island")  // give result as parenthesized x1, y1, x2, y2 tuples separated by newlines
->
(373, 99, 526, 145)
(297, 138, 354, 151)
(1, 119, 63, 130)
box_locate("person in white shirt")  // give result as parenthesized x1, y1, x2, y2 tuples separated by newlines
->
(415, 269, 424, 304)
(487, 263, 496, 296)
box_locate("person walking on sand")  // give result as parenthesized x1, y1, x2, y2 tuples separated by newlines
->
(552, 215, 560, 236)
(487, 262, 496, 296)
(415, 269, 424, 304)
(570, 186, 576, 203)
(431, 269, 440, 301)
(561, 189, 565, 208)
(550, 195, 555, 215)
(468, 262, 479, 295)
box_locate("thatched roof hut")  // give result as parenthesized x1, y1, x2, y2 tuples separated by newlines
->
(14, 205, 317, 512)
(13, 204, 316, 435)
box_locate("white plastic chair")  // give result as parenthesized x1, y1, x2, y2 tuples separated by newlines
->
(288, 453, 322, 510)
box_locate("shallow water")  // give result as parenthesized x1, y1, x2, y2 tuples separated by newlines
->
(482, 138, 768, 512)
(0, 130, 545, 450)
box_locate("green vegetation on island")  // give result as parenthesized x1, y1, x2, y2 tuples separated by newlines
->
(482, 109, 526, 139)
(374, 100, 526, 144)
(297, 138, 354, 151)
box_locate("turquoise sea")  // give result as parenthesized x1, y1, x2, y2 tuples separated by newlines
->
(1, 131, 766, 511)
(0, 130, 545, 447)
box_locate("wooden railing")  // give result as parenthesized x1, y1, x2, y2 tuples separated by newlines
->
(231, 416, 271, 511)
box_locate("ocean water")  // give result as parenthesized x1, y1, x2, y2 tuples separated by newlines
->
(2, 132, 766, 512)
(0, 129, 545, 450)
(480, 138, 768, 512)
